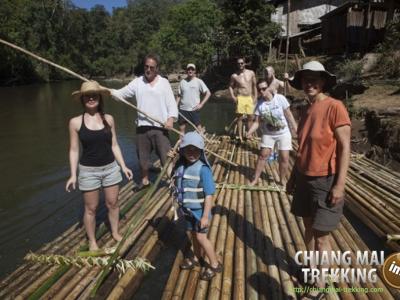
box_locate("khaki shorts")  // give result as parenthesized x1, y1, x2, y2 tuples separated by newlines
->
(236, 95, 254, 115)
(290, 170, 343, 232)
(78, 161, 122, 191)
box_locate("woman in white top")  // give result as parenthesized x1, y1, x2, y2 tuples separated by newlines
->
(247, 80, 297, 187)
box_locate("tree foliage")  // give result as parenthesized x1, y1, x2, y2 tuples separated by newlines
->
(150, 0, 221, 72)
(217, 0, 280, 68)
(0, 0, 280, 84)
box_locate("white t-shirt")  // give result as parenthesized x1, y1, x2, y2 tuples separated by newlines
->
(178, 77, 209, 111)
(111, 75, 178, 127)
(254, 93, 290, 136)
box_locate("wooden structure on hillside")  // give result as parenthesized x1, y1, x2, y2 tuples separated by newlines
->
(321, 0, 400, 54)
(269, 0, 400, 56)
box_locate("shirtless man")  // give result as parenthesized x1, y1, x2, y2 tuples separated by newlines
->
(229, 57, 257, 142)
(264, 66, 285, 94)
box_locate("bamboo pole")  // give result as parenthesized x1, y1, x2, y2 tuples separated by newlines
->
(50, 189, 167, 299)
(220, 145, 241, 299)
(207, 143, 237, 299)
(26, 188, 167, 300)
(2, 187, 145, 299)
(177, 111, 215, 145)
(0, 38, 236, 168)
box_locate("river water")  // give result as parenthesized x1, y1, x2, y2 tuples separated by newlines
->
(0, 80, 234, 279)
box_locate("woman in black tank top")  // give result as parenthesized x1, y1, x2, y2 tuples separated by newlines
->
(65, 81, 133, 251)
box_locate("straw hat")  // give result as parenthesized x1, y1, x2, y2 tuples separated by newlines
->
(71, 81, 110, 100)
(289, 61, 336, 91)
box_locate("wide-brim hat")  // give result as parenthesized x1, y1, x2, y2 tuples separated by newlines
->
(289, 61, 336, 91)
(71, 81, 110, 100)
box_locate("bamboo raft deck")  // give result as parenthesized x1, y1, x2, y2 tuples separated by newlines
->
(0, 134, 399, 299)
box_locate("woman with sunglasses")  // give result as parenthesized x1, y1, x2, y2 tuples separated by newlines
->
(247, 80, 297, 187)
(66, 81, 133, 251)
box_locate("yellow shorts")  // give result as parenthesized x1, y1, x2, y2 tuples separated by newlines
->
(236, 95, 254, 115)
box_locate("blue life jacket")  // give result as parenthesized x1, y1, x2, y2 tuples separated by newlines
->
(174, 160, 206, 210)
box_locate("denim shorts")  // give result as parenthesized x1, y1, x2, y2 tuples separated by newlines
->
(78, 161, 122, 191)
(182, 207, 212, 233)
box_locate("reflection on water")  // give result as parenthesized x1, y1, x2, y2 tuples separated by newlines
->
(0, 80, 234, 279)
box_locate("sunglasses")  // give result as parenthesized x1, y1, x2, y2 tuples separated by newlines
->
(237, 62, 245, 65)
(144, 65, 156, 71)
(187, 68, 195, 71)
(258, 87, 268, 92)
(83, 94, 100, 100)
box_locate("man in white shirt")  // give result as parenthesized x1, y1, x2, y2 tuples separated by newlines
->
(176, 63, 211, 134)
(111, 54, 178, 188)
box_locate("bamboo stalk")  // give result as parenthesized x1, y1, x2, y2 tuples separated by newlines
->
(22, 189, 169, 299)
(177, 111, 215, 145)
(92, 208, 174, 299)
(220, 147, 241, 299)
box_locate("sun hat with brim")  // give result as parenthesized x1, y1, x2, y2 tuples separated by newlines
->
(180, 131, 204, 150)
(71, 81, 110, 100)
(289, 61, 336, 91)
(179, 131, 211, 168)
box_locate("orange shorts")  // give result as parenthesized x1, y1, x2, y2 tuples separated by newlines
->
(236, 95, 254, 115)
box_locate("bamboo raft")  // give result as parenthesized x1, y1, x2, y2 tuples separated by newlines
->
(0, 134, 399, 299)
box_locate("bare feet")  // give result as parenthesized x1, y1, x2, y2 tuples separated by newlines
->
(112, 233, 123, 242)
(89, 240, 99, 251)
(248, 178, 258, 186)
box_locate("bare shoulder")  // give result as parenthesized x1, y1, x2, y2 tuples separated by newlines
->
(247, 69, 256, 77)
(104, 114, 115, 125)
(69, 116, 81, 130)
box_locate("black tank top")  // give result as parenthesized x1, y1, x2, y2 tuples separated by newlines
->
(78, 113, 115, 166)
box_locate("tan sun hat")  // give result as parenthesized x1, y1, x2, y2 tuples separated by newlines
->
(289, 61, 336, 91)
(71, 81, 110, 100)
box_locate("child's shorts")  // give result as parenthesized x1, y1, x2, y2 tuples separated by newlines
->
(183, 208, 212, 233)
(78, 161, 122, 191)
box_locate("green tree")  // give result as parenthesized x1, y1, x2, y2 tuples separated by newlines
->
(149, 0, 222, 72)
(217, 0, 280, 68)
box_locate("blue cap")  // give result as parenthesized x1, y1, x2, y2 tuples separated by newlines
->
(180, 131, 204, 150)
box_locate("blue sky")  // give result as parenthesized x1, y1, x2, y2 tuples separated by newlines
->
(72, 0, 127, 13)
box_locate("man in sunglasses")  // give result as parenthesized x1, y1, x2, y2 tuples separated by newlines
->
(176, 63, 211, 134)
(229, 57, 257, 143)
(111, 54, 178, 190)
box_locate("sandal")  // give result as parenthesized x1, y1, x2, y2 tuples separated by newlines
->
(200, 262, 223, 281)
(180, 257, 201, 270)
(132, 182, 150, 192)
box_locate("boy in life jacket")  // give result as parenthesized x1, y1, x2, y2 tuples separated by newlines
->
(172, 131, 222, 281)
